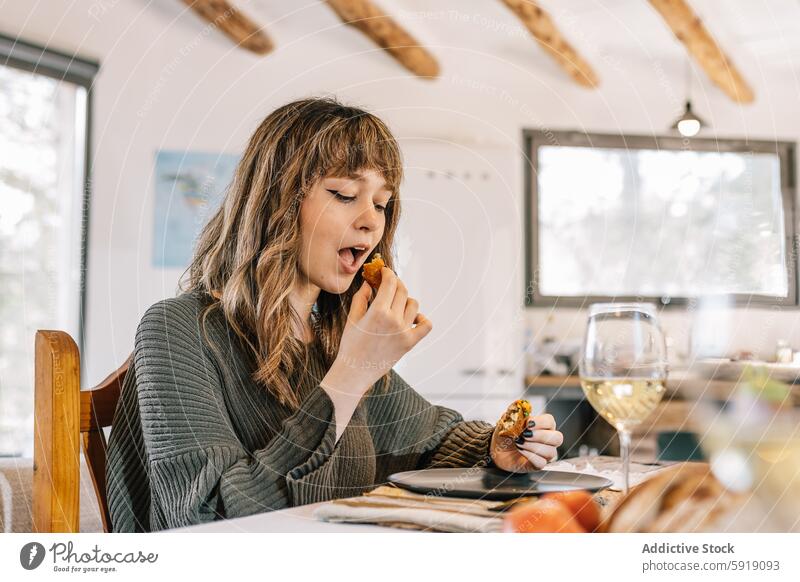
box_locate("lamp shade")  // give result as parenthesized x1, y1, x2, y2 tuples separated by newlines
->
(671, 100, 706, 137)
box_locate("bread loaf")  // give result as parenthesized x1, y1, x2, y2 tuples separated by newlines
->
(601, 462, 743, 533)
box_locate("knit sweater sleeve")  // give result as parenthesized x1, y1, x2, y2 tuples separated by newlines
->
(132, 298, 364, 531)
(420, 409, 497, 469)
(376, 370, 497, 470)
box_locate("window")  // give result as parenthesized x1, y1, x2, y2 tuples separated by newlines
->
(524, 131, 797, 307)
(0, 34, 97, 456)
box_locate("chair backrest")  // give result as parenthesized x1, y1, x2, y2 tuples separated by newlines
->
(32, 330, 131, 533)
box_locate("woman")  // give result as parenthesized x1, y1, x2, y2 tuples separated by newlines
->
(106, 97, 563, 532)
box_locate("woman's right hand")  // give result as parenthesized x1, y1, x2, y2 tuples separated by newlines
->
(328, 267, 433, 397)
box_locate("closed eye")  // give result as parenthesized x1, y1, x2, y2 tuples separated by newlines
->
(327, 189, 354, 202)
(328, 189, 387, 213)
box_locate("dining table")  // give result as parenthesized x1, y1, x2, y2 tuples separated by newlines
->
(169, 456, 676, 533)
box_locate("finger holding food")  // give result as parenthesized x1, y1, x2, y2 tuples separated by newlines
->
(522, 427, 564, 447)
(390, 276, 409, 319)
(512, 446, 549, 470)
(370, 265, 397, 311)
(514, 441, 558, 468)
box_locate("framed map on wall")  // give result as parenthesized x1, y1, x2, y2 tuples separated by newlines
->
(152, 150, 239, 268)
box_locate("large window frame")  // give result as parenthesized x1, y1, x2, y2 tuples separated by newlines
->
(0, 33, 98, 355)
(524, 130, 798, 308)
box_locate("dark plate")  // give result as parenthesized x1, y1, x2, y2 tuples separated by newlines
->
(388, 467, 613, 500)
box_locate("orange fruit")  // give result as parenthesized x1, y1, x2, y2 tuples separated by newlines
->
(503, 498, 586, 533)
(543, 491, 602, 532)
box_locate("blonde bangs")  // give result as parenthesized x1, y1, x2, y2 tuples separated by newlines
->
(307, 113, 403, 195)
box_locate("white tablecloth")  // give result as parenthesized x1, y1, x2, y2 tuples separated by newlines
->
(169, 501, 405, 533)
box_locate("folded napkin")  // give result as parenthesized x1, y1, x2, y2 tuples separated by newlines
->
(313, 485, 507, 532)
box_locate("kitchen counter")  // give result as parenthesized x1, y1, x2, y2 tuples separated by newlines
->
(524, 370, 743, 402)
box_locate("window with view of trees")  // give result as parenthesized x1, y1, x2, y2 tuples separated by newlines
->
(0, 35, 96, 456)
(524, 131, 796, 307)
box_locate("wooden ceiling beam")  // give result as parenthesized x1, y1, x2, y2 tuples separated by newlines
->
(649, 0, 754, 103)
(181, 0, 273, 55)
(499, 0, 599, 88)
(325, 0, 439, 79)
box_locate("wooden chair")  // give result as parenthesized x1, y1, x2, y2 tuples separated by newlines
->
(32, 330, 131, 533)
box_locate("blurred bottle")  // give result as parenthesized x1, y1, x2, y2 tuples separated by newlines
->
(776, 339, 792, 364)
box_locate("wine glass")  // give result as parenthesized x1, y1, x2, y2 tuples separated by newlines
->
(579, 303, 668, 494)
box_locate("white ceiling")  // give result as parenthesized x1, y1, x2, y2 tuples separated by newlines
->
(225, 0, 800, 94)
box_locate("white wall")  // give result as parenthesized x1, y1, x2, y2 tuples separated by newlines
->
(4, 0, 800, 386)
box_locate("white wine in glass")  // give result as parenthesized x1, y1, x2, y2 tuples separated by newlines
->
(580, 377, 667, 432)
(579, 303, 668, 494)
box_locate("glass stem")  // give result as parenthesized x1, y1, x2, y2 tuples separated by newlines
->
(619, 429, 632, 495)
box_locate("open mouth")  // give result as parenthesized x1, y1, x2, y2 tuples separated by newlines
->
(337, 245, 369, 269)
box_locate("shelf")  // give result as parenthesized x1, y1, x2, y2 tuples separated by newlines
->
(524, 373, 745, 402)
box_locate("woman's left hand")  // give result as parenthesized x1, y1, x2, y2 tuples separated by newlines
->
(489, 412, 564, 472)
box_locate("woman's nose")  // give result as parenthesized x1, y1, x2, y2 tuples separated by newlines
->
(354, 204, 381, 231)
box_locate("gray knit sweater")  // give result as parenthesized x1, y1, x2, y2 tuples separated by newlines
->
(106, 289, 497, 532)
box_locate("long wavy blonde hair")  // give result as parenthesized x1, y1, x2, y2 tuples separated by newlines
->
(179, 96, 403, 409)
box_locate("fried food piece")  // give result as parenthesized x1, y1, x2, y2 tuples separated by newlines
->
(362, 253, 385, 290)
(497, 399, 532, 438)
